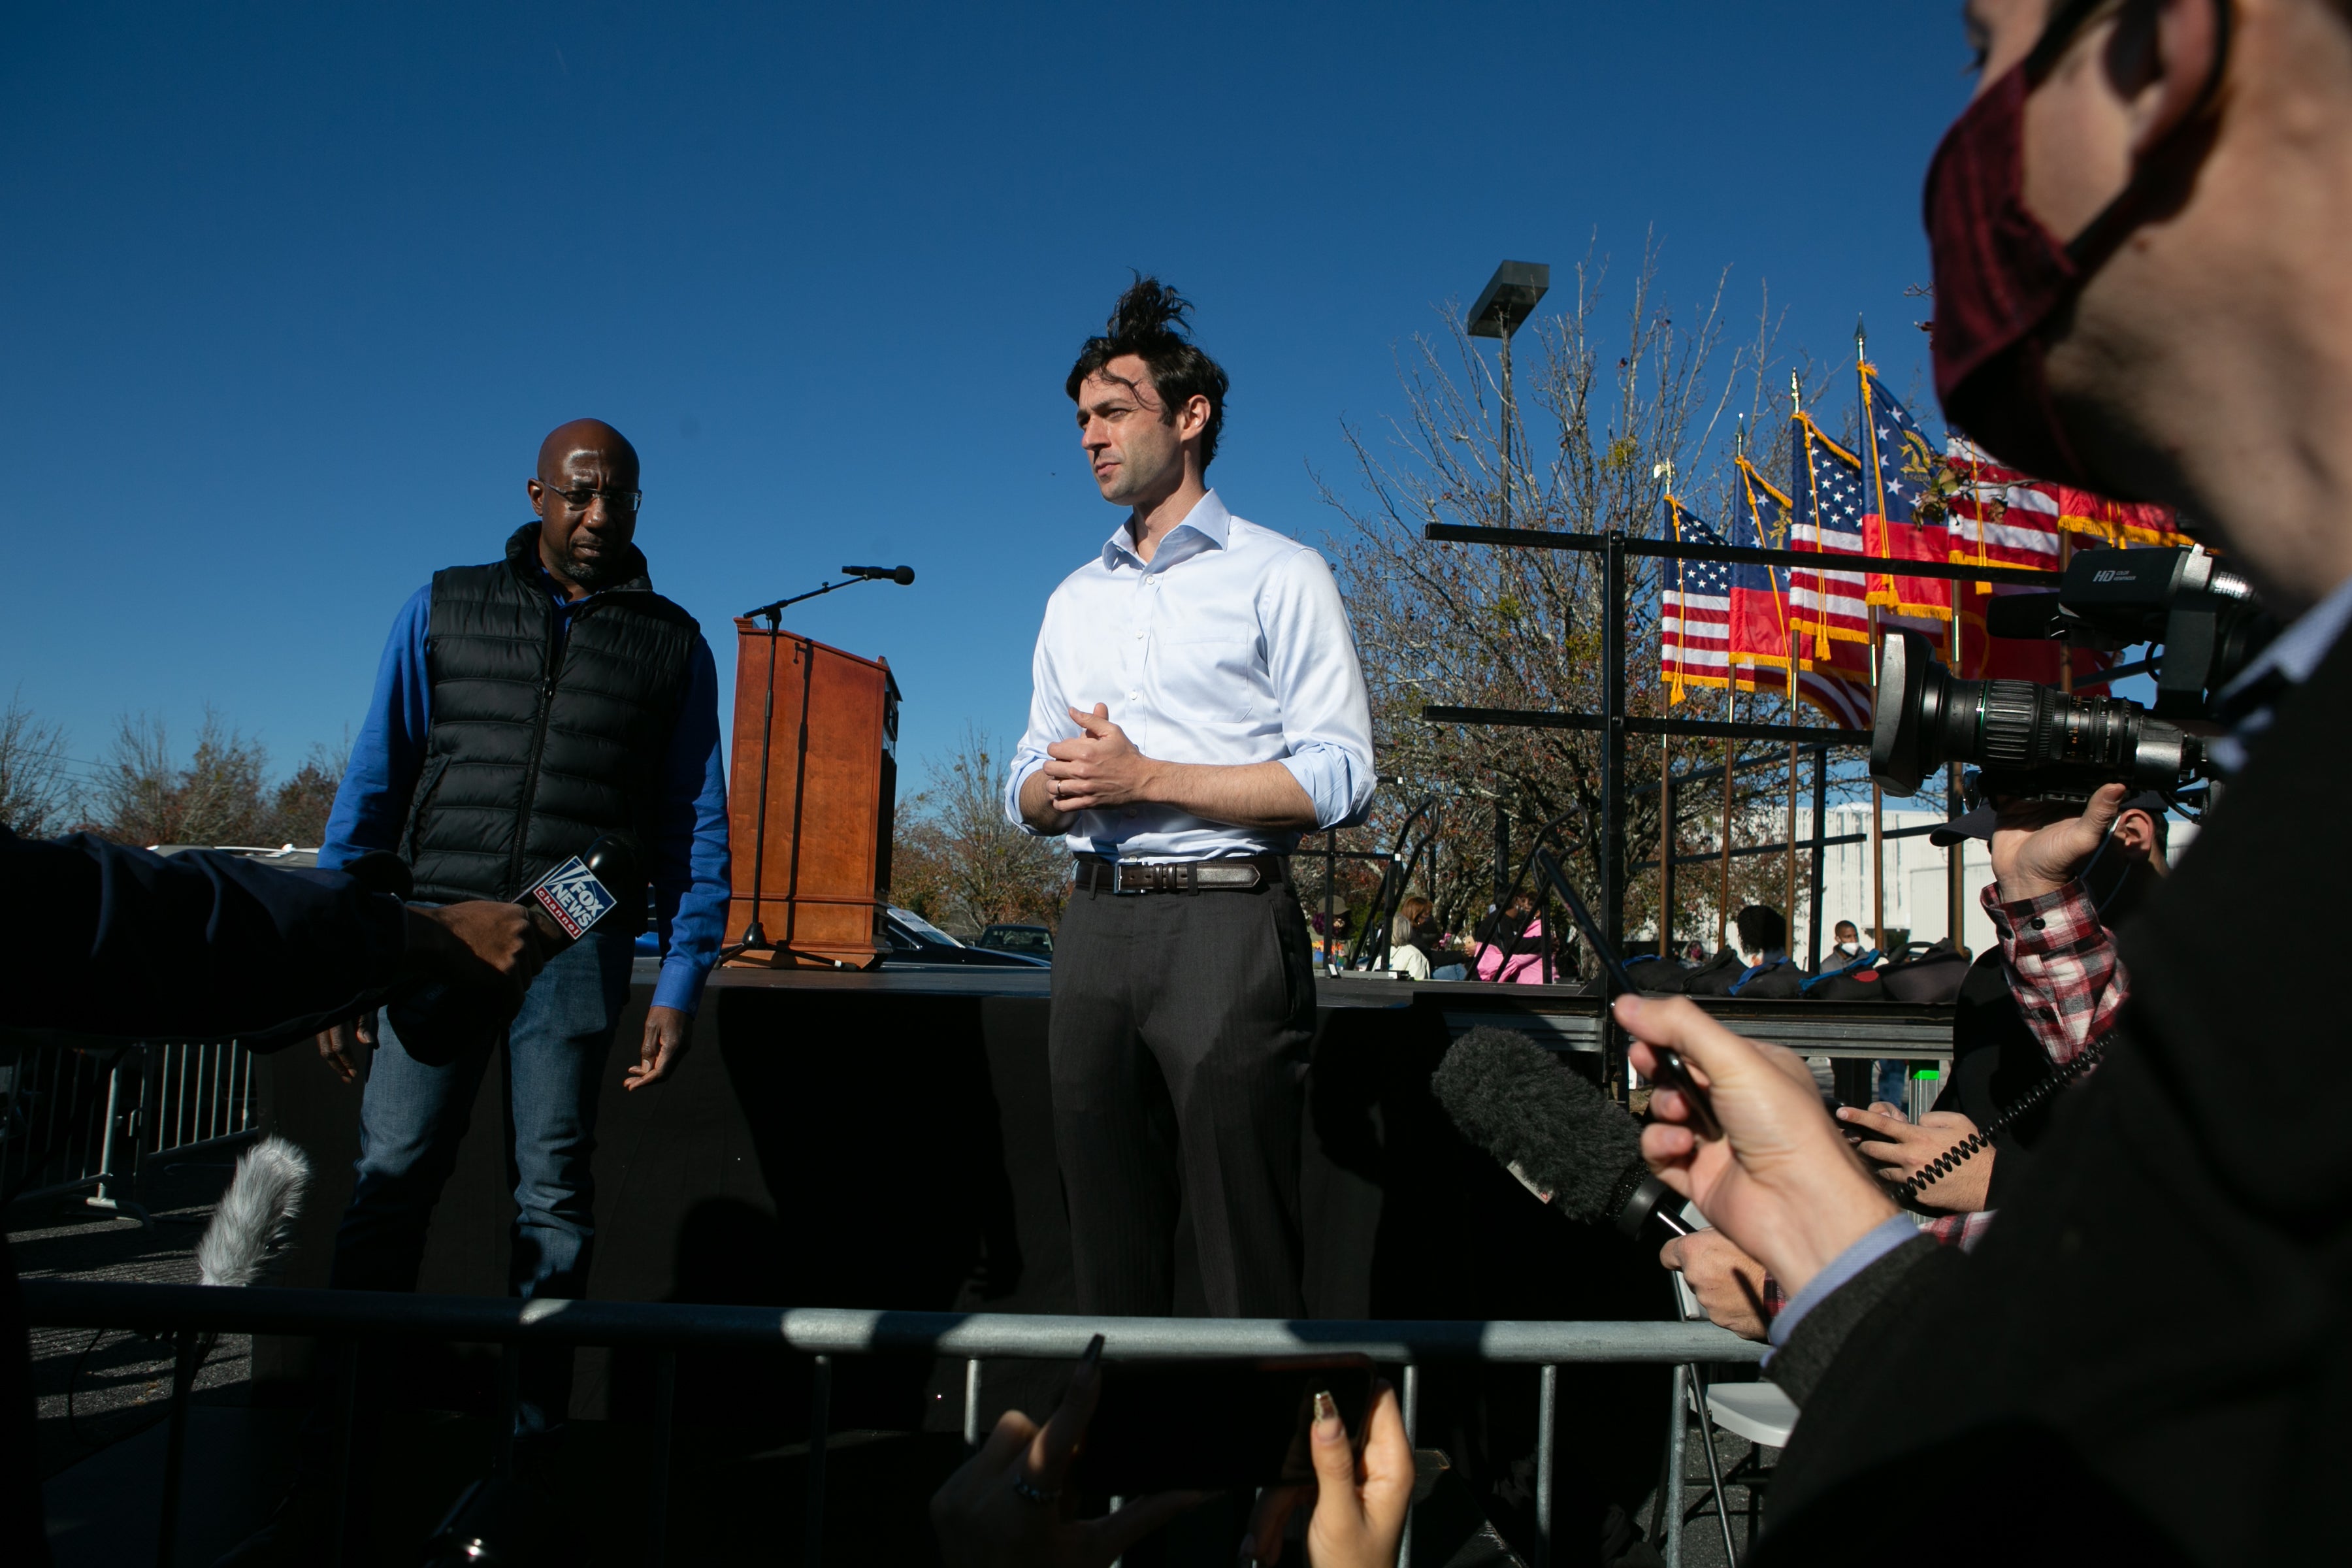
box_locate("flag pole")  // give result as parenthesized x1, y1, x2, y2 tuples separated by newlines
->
(1720, 683, 1734, 951)
(1858, 319, 1886, 956)
(1656, 462, 1676, 958)
(1718, 444, 1735, 952)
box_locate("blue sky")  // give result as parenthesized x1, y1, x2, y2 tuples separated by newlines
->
(1, 3, 1973, 798)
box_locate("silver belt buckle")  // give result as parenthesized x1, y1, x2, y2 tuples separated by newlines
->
(1109, 860, 1141, 894)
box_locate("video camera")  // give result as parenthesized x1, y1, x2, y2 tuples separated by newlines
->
(1870, 545, 2278, 804)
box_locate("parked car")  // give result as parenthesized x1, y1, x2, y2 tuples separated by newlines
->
(881, 907, 1049, 969)
(974, 923, 1053, 961)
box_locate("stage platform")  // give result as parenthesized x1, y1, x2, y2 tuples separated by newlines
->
(661, 958, 1958, 1058)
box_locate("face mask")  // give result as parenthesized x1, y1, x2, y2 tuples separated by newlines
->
(1923, 0, 2230, 489)
(1835, 940, 1860, 956)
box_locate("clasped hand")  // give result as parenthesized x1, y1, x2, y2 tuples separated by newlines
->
(1041, 704, 1158, 813)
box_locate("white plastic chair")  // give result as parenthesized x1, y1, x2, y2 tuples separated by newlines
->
(1664, 1223, 1798, 1563)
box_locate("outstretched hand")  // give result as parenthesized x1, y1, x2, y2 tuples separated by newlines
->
(1238, 1380, 1411, 1567)
(930, 1335, 1203, 1568)
(1041, 704, 1160, 813)
(1992, 781, 2127, 901)
(1616, 994, 1896, 1301)
(400, 900, 544, 1021)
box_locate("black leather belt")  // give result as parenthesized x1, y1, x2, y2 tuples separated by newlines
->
(1071, 854, 1289, 894)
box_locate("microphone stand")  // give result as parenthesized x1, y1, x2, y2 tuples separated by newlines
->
(725, 574, 890, 962)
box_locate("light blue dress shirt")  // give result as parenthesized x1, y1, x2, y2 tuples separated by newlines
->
(1004, 490, 1376, 861)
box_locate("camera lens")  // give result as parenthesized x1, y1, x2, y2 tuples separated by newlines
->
(1870, 631, 2202, 798)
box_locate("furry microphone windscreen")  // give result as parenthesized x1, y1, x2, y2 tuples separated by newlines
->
(195, 1135, 311, 1288)
(1429, 1026, 1645, 1224)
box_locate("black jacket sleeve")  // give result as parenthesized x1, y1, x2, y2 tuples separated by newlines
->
(1, 828, 410, 1047)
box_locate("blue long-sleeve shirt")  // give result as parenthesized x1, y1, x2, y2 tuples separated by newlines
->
(320, 576, 732, 1014)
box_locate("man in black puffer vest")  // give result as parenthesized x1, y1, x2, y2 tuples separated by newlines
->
(217, 419, 731, 1565)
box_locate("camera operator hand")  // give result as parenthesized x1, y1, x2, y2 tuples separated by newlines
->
(1659, 1230, 1772, 1342)
(1615, 995, 1897, 1302)
(1991, 781, 2128, 902)
(929, 1335, 1203, 1568)
(316, 902, 544, 1080)
(1236, 1380, 1411, 1568)
(1836, 1103, 1992, 1213)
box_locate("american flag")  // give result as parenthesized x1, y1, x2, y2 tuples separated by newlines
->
(1789, 414, 1872, 654)
(1861, 367, 1957, 636)
(1659, 497, 1735, 700)
(1787, 414, 1876, 728)
(1727, 458, 1795, 677)
(1943, 436, 2116, 685)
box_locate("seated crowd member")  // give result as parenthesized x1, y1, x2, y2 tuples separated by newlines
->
(1635, 5, 2352, 1557)
(1386, 894, 1437, 979)
(1726, 904, 1798, 996)
(1473, 889, 1556, 983)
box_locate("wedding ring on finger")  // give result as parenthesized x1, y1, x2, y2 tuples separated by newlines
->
(1009, 1476, 1060, 1506)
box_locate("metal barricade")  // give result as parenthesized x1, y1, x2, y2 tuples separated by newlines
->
(0, 1038, 258, 1214)
(22, 1279, 1761, 1568)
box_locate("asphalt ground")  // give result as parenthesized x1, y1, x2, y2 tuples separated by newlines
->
(10, 1153, 254, 1480)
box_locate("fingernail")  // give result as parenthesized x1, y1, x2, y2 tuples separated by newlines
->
(1234, 1535, 1255, 1563)
(1079, 1332, 1104, 1373)
(1312, 1389, 1337, 1433)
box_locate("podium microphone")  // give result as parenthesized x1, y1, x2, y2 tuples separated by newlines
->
(841, 564, 915, 584)
(1431, 1026, 1690, 1239)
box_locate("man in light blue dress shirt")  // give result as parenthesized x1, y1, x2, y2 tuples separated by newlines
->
(1005, 278, 1375, 1318)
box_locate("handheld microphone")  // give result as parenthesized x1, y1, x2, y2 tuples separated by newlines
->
(1430, 1026, 1689, 1239)
(841, 564, 915, 585)
(358, 836, 646, 1066)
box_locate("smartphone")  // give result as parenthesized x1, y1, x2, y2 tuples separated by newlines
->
(1066, 1355, 1375, 1495)
(1644, 1045, 1722, 1140)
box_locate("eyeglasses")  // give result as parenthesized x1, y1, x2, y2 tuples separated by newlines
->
(538, 483, 642, 514)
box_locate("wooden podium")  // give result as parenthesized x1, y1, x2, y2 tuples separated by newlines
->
(723, 620, 900, 968)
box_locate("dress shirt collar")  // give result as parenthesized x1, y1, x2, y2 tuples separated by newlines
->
(2208, 565, 2352, 772)
(2217, 566, 2352, 713)
(1101, 488, 1232, 572)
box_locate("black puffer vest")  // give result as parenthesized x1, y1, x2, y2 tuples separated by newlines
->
(401, 524, 702, 904)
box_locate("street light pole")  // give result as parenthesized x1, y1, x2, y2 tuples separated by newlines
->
(1467, 262, 1550, 531)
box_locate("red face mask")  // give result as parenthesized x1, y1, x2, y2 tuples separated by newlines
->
(1923, 1, 2230, 490)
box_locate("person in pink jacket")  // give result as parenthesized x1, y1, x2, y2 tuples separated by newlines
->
(1473, 890, 1557, 984)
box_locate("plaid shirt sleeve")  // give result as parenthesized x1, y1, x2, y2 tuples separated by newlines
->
(1924, 1211, 1998, 1249)
(1980, 880, 2127, 1068)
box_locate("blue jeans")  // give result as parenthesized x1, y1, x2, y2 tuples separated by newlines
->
(1874, 1058, 1910, 1113)
(319, 929, 634, 1460)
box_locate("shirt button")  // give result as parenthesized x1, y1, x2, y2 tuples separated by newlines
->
(1127, 689, 1139, 700)
(2028, 917, 2046, 930)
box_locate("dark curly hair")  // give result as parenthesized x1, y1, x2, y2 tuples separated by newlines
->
(1065, 274, 1231, 468)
